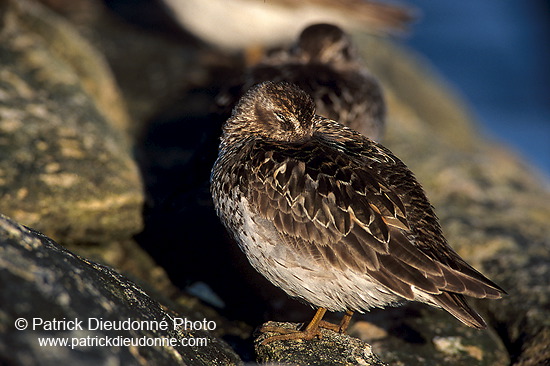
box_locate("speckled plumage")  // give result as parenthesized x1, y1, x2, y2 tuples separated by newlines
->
(210, 82, 505, 341)
(219, 23, 385, 141)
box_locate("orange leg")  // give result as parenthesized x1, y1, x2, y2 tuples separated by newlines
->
(338, 310, 354, 333)
(319, 310, 354, 333)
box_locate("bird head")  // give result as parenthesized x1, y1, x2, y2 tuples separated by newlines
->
(293, 23, 358, 65)
(224, 82, 316, 144)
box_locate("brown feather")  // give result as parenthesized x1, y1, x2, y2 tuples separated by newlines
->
(432, 292, 487, 329)
(211, 82, 506, 330)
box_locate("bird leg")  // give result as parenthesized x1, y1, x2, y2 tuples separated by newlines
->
(338, 310, 354, 333)
(259, 307, 327, 345)
(319, 310, 354, 333)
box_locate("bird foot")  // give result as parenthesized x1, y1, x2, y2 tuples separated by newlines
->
(258, 324, 322, 345)
(318, 320, 341, 332)
(320, 310, 354, 333)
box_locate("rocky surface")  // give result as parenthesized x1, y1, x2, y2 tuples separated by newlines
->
(0, 0, 143, 245)
(256, 322, 387, 366)
(0, 0, 548, 365)
(0, 214, 242, 365)
(348, 304, 508, 366)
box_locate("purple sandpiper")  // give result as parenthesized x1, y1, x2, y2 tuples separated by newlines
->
(210, 81, 505, 344)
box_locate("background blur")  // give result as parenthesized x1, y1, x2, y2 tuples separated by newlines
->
(404, 1, 550, 180)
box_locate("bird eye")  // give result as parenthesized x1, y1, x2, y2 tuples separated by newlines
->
(274, 111, 294, 131)
(274, 111, 287, 121)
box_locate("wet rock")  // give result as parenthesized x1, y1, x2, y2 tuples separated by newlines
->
(255, 321, 387, 366)
(0, 0, 143, 244)
(0, 214, 242, 365)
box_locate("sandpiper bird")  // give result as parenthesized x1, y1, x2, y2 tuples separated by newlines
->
(161, 0, 414, 51)
(219, 23, 386, 141)
(210, 81, 505, 344)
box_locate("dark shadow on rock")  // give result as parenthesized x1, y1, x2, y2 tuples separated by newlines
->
(0, 214, 242, 365)
(133, 86, 269, 325)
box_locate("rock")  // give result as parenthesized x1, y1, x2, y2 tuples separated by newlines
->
(12, 1, 549, 364)
(37, 0, 217, 132)
(255, 321, 387, 366)
(0, 214, 242, 365)
(349, 305, 508, 366)
(2, 0, 130, 135)
(255, 302, 509, 366)
(0, 0, 143, 244)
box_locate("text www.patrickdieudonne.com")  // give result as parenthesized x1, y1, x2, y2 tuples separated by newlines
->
(15, 317, 216, 350)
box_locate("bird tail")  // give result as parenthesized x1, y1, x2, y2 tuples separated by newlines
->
(432, 292, 487, 329)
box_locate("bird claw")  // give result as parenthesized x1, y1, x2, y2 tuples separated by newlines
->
(259, 325, 299, 335)
(318, 320, 341, 332)
(258, 325, 322, 345)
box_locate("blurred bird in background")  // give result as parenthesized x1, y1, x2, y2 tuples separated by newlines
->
(160, 0, 414, 51)
(218, 23, 386, 141)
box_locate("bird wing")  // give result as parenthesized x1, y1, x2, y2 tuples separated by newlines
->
(245, 137, 504, 301)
